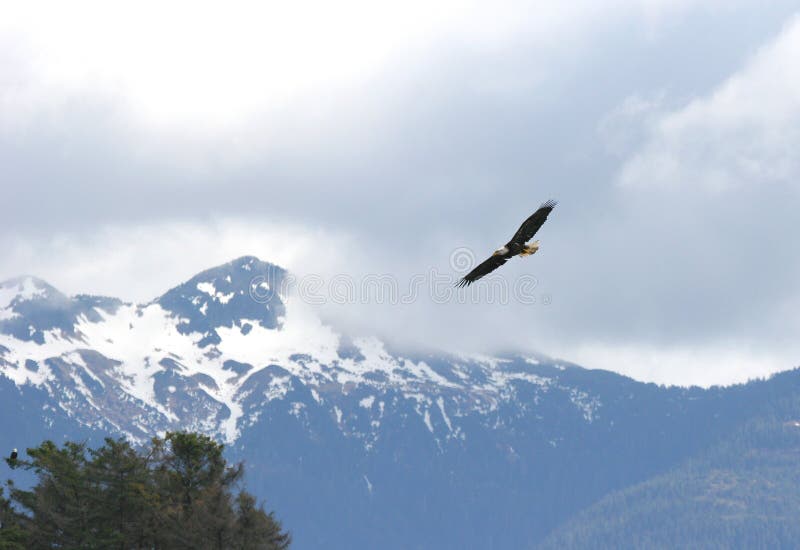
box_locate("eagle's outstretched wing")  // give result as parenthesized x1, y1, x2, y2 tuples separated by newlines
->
(457, 254, 510, 287)
(510, 200, 557, 245)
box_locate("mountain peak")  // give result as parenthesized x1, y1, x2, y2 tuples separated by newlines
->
(0, 276, 107, 343)
(0, 275, 63, 304)
(178, 256, 285, 287)
(155, 256, 288, 347)
(230, 255, 264, 268)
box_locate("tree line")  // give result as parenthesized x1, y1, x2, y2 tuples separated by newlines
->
(1, 432, 290, 550)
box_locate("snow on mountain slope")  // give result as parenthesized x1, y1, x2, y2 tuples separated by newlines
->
(0, 256, 598, 445)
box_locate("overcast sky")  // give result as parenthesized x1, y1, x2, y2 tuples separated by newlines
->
(3, 0, 800, 387)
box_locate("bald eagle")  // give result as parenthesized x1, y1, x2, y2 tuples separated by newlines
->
(9, 448, 17, 461)
(457, 200, 557, 287)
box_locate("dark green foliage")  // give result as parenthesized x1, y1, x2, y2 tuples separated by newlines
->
(233, 493, 292, 550)
(0, 488, 26, 550)
(537, 393, 800, 549)
(2, 432, 289, 550)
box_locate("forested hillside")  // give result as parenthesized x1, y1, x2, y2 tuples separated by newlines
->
(538, 379, 800, 549)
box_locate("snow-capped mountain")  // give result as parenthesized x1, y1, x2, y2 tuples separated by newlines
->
(2, 257, 798, 549)
(0, 256, 596, 446)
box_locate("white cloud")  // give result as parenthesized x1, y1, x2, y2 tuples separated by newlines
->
(598, 92, 666, 157)
(567, 342, 799, 387)
(618, 13, 800, 191)
(0, 1, 549, 129)
(0, 219, 355, 302)
(3, 1, 799, 389)
(1, 0, 723, 131)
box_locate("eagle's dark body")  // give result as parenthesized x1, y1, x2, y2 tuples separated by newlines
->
(457, 200, 556, 287)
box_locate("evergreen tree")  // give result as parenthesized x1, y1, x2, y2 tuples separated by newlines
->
(0, 487, 26, 550)
(233, 492, 291, 550)
(151, 432, 242, 548)
(87, 438, 156, 549)
(4, 433, 290, 549)
(10, 441, 97, 549)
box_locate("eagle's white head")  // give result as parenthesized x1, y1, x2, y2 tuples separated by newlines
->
(492, 246, 509, 256)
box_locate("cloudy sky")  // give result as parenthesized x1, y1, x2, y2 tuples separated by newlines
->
(3, 0, 800, 386)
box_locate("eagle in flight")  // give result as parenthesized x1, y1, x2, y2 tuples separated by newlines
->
(457, 200, 557, 287)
